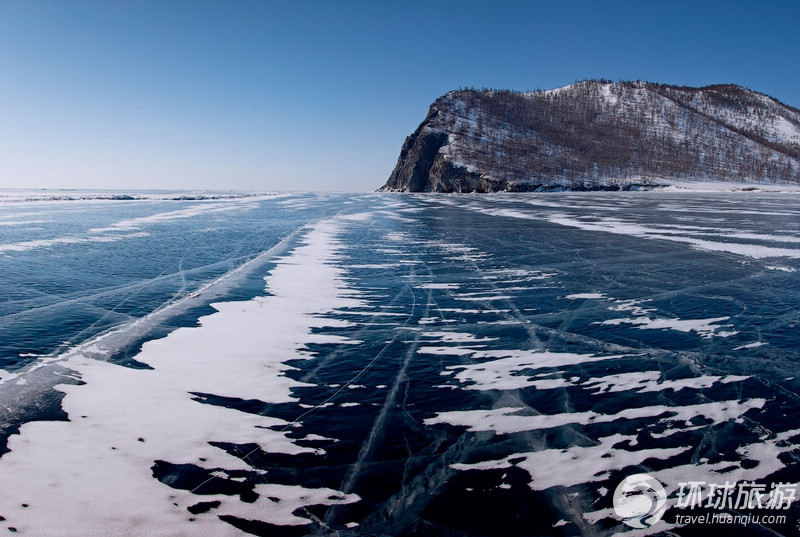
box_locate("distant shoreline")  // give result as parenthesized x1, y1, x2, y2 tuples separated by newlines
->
(655, 181, 800, 193)
(3, 184, 800, 204)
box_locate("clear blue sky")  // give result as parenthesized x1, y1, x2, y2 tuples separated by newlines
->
(1, 0, 798, 192)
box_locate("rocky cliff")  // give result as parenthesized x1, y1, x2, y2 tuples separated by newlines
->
(379, 81, 800, 192)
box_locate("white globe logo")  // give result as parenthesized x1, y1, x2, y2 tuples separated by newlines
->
(613, 474, 667, 528)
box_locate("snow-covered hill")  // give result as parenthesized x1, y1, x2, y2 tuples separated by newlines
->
(379, 81, 800, 192)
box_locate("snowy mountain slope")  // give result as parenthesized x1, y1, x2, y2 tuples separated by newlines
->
(379, 81, 800, 192)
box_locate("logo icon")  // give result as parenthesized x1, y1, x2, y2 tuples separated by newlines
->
(613, 473, 668, 528)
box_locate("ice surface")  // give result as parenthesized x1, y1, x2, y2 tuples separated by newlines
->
(0, 230, 151, 253)
(0, 197, 265, 255)
(89, 200, 260, 233)
(462, 194, 800, 259)
(1, 192, 799, 536)
(544, 213, 800, 259)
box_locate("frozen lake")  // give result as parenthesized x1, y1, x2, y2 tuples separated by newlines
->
(0, 191, 799, 536)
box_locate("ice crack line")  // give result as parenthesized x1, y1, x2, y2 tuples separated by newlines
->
(282, 280, 419, 430)
(335, 283, 420, 495)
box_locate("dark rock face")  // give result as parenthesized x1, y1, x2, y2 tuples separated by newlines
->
(379, 81, 800, 192)
(382, 113, 450, 192)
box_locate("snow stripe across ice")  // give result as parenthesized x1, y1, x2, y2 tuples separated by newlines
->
(0, 217, 362, 534)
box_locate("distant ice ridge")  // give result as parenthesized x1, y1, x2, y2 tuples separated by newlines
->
(0, 188, 282, 203)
